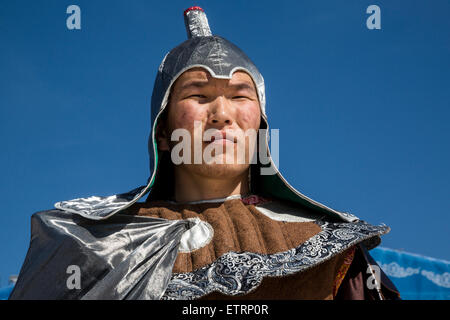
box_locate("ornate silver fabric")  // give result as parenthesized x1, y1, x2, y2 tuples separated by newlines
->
(161, 220, 389, 300)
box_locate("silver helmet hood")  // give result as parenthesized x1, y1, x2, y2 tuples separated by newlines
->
(55, 6, 358, 223)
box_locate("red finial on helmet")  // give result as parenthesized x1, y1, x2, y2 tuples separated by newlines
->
(184, 6, 204, 16)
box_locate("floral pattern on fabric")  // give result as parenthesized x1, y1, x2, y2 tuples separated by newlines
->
(161, 220, 388, 300)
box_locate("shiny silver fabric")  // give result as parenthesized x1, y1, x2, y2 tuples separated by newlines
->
(9, 210, 193, 299)
(54, 186, 144, 220)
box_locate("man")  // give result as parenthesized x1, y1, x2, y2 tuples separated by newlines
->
(10, 6, 400, 300)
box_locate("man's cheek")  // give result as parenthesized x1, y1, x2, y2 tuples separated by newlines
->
(239, 108, 261, 129)
(174, 108, 204, 131)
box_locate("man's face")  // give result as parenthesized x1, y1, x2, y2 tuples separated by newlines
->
(159, 67, 261, 179)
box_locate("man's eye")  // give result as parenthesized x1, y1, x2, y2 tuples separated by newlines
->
(188, 94, 207, 98)
(233, 96, 248, 100)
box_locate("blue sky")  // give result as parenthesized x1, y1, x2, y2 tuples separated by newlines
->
(0, 0, 449, 286)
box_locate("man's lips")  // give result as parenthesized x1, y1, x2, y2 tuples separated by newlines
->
(208, 131, 237, 144)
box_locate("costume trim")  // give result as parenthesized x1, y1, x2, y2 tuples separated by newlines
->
(168, 194, 244, 205)
(161, 220, 389, 299)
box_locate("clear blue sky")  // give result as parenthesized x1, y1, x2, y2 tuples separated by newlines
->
(1, 0, 449, 287)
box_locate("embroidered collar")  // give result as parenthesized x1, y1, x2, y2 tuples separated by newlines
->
(161, 220, 389, 300)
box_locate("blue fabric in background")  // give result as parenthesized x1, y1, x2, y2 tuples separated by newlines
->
(371, 247, 450, 300)
(0, 285, 13, 300)
(1, 247, 449, 300)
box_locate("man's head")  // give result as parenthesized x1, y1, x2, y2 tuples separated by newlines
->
(156, 67, 261, 182)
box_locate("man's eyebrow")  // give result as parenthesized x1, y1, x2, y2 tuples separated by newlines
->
(179, 80, 209, 91)
(228, 82, 257, 94)
(179, 80, 256, 94)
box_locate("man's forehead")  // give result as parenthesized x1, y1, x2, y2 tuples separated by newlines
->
(176, 67, 255, 86)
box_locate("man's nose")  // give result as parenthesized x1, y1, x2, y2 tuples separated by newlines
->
(208, 96, 234, 126)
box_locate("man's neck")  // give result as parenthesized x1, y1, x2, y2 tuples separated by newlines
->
(173, 167, 249, 203)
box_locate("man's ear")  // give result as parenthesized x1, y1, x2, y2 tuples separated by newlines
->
(156, 121, 170, 152)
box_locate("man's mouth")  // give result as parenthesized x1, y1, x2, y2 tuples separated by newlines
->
(208, 131, 237, 144)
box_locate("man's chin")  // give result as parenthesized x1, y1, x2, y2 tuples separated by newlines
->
(187, 162, 250, 179)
